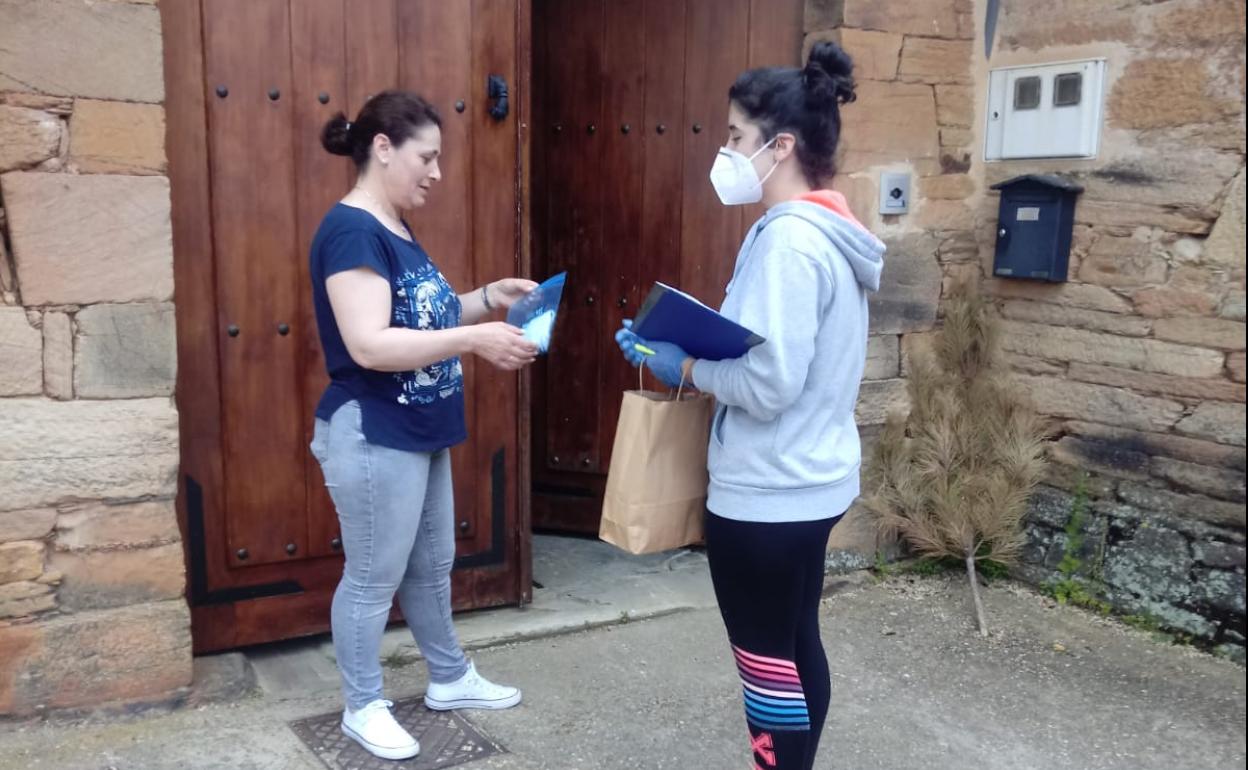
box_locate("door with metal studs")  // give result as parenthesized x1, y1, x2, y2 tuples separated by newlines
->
(529, 0, 804, 534)
(163, 0, 531, 652)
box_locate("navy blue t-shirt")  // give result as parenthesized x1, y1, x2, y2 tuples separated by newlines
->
(310, 203, 467, 451)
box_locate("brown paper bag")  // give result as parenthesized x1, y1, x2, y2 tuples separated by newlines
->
(599, 373, 714, 555)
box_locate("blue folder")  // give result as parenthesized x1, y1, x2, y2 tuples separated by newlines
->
(632, 282, 764, 361)
(506, 272, 567, 354)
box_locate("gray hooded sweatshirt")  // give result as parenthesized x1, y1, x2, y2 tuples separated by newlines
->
(690, 198, 885, 523)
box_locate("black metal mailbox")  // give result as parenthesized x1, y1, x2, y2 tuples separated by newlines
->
(990, 174, 1084, 282)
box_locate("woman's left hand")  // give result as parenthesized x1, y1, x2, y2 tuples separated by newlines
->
(486, 278, 539, 310)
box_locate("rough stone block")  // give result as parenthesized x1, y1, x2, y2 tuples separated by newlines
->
(1004, 353, 1067, 378)
(825, 503, 883, 561)
(1204, 168, 1245, 269)
(0, 398, 178, 511)
(1150, 457, 1246, 503)
(1115, 484, 1245, 533)
(1191, 569, 1246, 615)
(1078, 234, 1169, 290)
(1152, 318, 1246, 351)
(838, 81, 938, 173)
(0, 541, 44, 585)
(984, 278, 1133, 314)
(1075, 146, 1241, 217)
(1000, 321, 1226, 379)
(74, 303, 176, 398)
(1026, 485, 1077, 530)
(1193, 542, 1246, 570)
(1103, 525, 1193, 605)
(0, 93, 73, 115)
(1074, 199, 1213, 236)
(935, 85, 973, 128)
(1019, 524, 1054, 567)
(0, 106, 61, 173)
(898, 37, 972, 85)
(1221, 291, 1246, 323)
(0, 509, 55, 544)
(864, 335, 900, 380)
(1133, 286, 1222, 320)
(1, 172, 173, 306)
(842, 0, 961, 37)
(831, 174, 877, 229)
(69, 99, 166, 174)
(997, 0, 1135, 50)
(1043, 462, 1118, 499)
(1229, 353, 1246, 384)
(999, 300, 1151, 337)
(1044, 517, 1109, 576)
(1109, 59, 1233, 131)
(1176, 402, 1247, 447)
(920, 174, 975, 201)
(936, 230, 979, 263)
(55, 499, 180, 551)
(50, 543, 186, 612)
(0, 599, 192, 715)
(914, 199, 975, 231)
(938, 127, 973, 149)
(1102, 585, 1218, 639)
(816, 28, 902, 82)
(1154, 0, 1247, 48)
(803, 0, 845, 32)
(0, 307, 42, 396)
(40, 311, 72, 400)
(1067, 363, 1247, 404)
(0, 0, 164, 102)
(869, 233, 942, 334)
(1065, 420, 1246, 470)
(1011, 374, 1185, 433)
(0, 580, 55, 619)
(0, 235, 14, 303)
(1050, 435, 1151, 481)
(855, 378, 909, 426)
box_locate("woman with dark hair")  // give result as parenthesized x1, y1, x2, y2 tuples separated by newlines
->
(309, 90, 533, 761)
(616, 42, 885, 769)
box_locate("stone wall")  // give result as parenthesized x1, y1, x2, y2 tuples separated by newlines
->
(808, 0, 1245, 658)
(803, 0, 978, 566)
(0, 0, 191, 715)
(976, 0, 1246, 659)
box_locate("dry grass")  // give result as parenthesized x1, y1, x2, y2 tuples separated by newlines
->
(864, 283, 1049, 635)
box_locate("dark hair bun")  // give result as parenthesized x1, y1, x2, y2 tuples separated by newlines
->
(321, 112, 354, 156)
(804, 41, 857, 106)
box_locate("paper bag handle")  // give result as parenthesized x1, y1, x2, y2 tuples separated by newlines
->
(638, 359, 689, 401)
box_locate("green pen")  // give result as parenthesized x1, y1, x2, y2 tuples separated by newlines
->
(634, 343, 657, 356)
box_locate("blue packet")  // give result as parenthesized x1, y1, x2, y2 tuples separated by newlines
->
(505, 272, 567, 354)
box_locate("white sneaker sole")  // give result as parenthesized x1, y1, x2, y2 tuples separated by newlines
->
(340, 720, 420, 760)
(424, 690, 523, 711)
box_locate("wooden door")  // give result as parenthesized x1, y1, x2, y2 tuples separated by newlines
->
(163, 0, 533, 653)
(530, 0, 804, 533)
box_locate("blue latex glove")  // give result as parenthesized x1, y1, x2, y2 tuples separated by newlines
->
(614, 320, 690, 388)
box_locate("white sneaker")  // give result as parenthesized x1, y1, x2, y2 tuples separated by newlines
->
(341, 699, 420, 760)
(424, 661, 522, 711)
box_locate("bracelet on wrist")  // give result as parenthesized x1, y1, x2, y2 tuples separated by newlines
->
(481, 283, 495, 312)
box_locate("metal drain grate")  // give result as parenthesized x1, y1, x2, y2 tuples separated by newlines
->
(290, 697, 506, 770)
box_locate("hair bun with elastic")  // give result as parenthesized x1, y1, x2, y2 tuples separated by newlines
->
(803, 40, 857, 106)
(321, 111, 354, 156)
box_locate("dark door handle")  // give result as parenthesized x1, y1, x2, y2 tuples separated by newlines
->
(487, 74, 509, 121)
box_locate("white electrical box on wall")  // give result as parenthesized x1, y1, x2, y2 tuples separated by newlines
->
(984, 59, 1106, 161)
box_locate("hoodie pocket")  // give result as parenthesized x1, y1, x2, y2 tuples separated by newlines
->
(711, 405, 727, 447)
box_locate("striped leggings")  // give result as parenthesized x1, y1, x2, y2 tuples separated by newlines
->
(706, 511, 840, 770)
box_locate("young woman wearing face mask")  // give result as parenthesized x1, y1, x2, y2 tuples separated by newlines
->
(310, 91, 535, 761)
(616, 42, 885, 770)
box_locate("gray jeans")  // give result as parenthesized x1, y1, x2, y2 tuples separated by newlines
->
(311, 401, 470, 711)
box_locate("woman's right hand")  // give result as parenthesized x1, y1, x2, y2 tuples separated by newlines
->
(472, 322, 539, 371)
